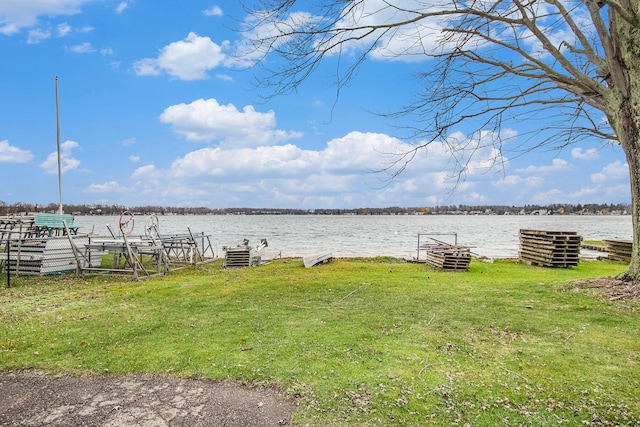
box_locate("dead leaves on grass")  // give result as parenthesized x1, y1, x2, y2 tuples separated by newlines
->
(570, 277, 640, 302)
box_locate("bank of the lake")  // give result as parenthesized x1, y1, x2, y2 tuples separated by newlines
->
(0, 257, 637, 426)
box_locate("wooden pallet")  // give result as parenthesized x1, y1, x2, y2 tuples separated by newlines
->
(519, 229, 581, 268)
(603, 239, 632, 262)
(424, 246, 471, 271)
(223, 246, 251, 267)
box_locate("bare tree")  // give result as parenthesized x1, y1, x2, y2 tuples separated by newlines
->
(242, 0, 640, 280)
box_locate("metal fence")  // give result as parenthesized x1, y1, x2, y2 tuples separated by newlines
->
(2, 235, 86, 275)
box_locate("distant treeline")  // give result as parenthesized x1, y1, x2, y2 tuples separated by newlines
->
(0, 201, 631, 216)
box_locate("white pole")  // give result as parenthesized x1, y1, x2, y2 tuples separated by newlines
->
(56, 76, 63, 214)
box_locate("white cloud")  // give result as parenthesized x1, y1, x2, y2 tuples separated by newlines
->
(516, 158, 570, 174)
(131, 58, 159, 76)
(0, 1, 85, 35)
(236, 0, 596, 70)
(122, 137, 136, 146)
(69, 42, 94, 53)
(569, 183, 630, 203)
(116, 2, 130, 14)
(466, 192, 487, 203)
(27, 28, 50, 43)
(27, 21, 92, 43)
(39, 140, 81, 174)
(601, 183, 632, 200)
(133, 32, 229, 81)
(167, 145, 315, 179)
(571, 147, 599, 160)
(532, 188, 564, 204)
(159, 98, 303, 147)
(569, 186, 599, 199)
(590, 160, 629, 184)
(524, 176, 545, 187)
(99, 130, 512, 207)
(493, 175, 545, 190)
(234, 2, 496, 67)
(131, 164, 156, 179)
(0, 140, 34, 163)
(524, 160, 630, 205)
(215, 73, 234, 82)
(57, 22, 72, 37)
(493, 175, 521, 188)
(235, 11, 320, 67)
(129, 155, 140, 163)
(326, 1, 446, 62)
(203, 6, 223, 17)
(521, 3, 596, 61)
(85, 181, 129, 193)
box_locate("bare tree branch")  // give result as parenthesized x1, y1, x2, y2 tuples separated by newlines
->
(240, 0, 640, 278)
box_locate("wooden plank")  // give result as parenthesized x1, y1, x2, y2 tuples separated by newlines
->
(519, 247, 580, 258)
(520, 229, 578, 236)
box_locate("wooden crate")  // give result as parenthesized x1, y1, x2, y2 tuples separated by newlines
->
(519, 229, 581, 268)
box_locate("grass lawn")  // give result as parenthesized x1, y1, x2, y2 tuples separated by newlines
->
(1, 257, 638, 426)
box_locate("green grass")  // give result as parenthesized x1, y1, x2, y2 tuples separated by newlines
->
(1, 258, 638, 426)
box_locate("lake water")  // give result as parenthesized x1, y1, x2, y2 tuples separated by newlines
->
(73, 214, 633, 259)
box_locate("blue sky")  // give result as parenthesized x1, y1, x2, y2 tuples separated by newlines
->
(0, 1, 631, 209)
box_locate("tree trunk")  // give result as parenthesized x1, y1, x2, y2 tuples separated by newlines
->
(620, 136, 640, 282)
(609, 1, 640, 281)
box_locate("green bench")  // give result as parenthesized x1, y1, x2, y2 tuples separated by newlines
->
(33, 213, 79, 237)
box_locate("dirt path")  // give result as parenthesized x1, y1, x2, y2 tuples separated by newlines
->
(0, 371, 296, 426)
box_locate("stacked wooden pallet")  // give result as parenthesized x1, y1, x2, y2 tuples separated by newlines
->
(223, 246, 251, 267)
(603, 239, 632, 262)
(519, 229, 581, 268)
(425, 245, 471, 271)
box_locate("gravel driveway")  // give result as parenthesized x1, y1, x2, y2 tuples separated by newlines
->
(0, 371, 296, 426)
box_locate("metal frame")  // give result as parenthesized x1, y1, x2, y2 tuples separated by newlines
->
(416, 233, 458, 262)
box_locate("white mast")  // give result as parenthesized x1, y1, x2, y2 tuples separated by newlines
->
(55, 76, 63, 214)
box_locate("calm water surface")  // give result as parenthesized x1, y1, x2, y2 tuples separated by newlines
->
(74, 214, 633, 259)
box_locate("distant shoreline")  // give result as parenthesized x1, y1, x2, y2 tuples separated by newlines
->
(0, 202, 631, 218)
